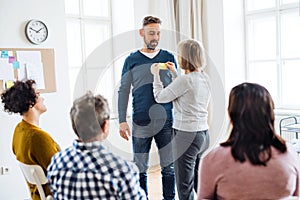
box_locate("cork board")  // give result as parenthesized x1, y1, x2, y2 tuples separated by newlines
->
(0, 48, 56, 93)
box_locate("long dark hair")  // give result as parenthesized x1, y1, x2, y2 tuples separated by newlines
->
(221, 82, 286, 166)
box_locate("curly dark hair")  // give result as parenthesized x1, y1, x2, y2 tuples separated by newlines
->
(142, 16, 162, 27)
(1, 80, 37, 115)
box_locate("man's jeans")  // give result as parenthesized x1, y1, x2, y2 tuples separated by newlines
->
(132, 119, 175, 200)
(173, 129, 210, 200)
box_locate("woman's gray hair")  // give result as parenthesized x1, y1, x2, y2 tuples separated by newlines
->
(70, 91, 110, 142)
(177, 39, 207, 71)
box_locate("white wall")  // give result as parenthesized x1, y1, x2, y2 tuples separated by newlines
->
(202, 0, 228, 146)
(0, 0, 73, 199)
(223, 0, 245, 94)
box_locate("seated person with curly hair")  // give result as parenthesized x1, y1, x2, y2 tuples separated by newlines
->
(1, 79, 60, 200)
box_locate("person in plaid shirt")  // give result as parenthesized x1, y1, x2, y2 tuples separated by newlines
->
(47, 91, 146, 200)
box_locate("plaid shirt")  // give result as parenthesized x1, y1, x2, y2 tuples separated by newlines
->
(47, 140, 147, 200)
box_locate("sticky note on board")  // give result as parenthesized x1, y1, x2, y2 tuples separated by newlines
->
(12, 61, 20, 69)
(159, 63, 167, 70)
(1, 50, 9, 58)
(8, 56, 16, 63)
(5, 80, 14, 89)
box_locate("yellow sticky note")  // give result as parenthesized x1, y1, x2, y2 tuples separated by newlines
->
(159, 63, 167, 70)
(5, 80, 14, 89)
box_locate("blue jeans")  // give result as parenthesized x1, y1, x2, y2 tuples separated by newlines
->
(173, 129, 210, 200)
(132, 119, 175, 200)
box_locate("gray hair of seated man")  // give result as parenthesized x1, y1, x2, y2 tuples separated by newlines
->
(70, 91, 110, 142)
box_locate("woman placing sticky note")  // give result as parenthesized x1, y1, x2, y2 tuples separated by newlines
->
(159, 63, 167, 70)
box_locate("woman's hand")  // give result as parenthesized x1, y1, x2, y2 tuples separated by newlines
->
(166, 62, 176, 73)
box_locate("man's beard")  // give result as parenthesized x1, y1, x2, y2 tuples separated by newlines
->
(145, 39, 158, 50)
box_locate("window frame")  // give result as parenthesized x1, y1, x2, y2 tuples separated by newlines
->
(244, 0, 300, 110)
(64, 0, 114, 101)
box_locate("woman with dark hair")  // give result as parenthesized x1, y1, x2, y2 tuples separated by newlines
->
(198, 82, 300, 200)
(1, 79, 60, 200)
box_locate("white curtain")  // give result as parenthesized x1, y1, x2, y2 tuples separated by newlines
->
(145, 0, 204, 47)
(173, 0, 204, 42)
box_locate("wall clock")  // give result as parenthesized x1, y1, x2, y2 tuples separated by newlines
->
(25, 19, 48, 44)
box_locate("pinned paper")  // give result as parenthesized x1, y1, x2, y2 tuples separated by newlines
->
(17, 62, 27, 80)
(12, 61, 20, 69)
(16, 51, 41, 66)
(1, 50, 8, 58)
(26, 62, 45, 89)
(0, 58, 14, 80)
(8, 56, 16, 63)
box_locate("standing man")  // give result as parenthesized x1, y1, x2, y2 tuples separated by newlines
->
(118, 16, 176, 200)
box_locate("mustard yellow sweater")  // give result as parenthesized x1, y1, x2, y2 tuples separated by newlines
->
(12, 120, 60, 200)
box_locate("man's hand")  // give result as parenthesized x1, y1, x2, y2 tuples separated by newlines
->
(119, 122, 131, 141)
(150, 63, 160, 75)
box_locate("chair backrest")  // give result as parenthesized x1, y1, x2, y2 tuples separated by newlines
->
(18, 161, 51, 200)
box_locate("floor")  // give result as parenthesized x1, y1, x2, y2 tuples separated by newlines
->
(148, 165, 184, 200)
(148, 165, 164, 200)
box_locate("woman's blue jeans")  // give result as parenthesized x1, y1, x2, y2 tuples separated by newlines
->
(132, 119, 175, 200)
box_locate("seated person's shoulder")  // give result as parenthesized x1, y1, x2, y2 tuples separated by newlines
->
(204, 145, 231, 161)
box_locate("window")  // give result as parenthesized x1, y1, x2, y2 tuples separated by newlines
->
(64, 0, 136, 120)
(244, 0, 300, 109)
(64, 0, 113, 106)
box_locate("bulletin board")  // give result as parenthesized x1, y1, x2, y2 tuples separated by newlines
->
(0, 48, 56, 93)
